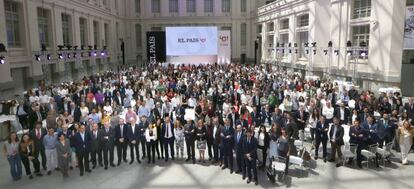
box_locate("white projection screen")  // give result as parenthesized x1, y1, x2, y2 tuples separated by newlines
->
(166, 27, 218, 56)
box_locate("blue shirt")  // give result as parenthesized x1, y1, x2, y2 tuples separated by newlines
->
(89, 113, 100, 124)
(43, 134, 58, 150)
(138, 106, 150, 118)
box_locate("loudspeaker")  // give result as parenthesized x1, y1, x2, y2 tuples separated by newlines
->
(241, 53, 246, 64)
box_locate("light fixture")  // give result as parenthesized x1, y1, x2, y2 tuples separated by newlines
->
(88, 52, 92, 57)
(334, 50, 339, 56)
(313, 49, 316, 55)
(347, 40, 352, 47)
(311, 42, 317, 47)
(66, 45, 72, 50)
(100, 51, 105, 56)
(323, 49, 328, 55)
(35, 55, 41, 61)
(305, 49, 309, 54)
(0, 56, 5, 64)
(360, 50, 367, 57)
(276, 49, 280, 53)
(304, 42, 309, 47)
(0, 43, 7, 52)
(41, 44, 47, 51)
(67, 53, 71, 59)
(328, 41, 333, 48)
(93, 52, 97, 57)
(80, 52, 84, 57)
(289, 49, 292, 54)
(58, 53, 63, 59)
(47, 54, 51, 60)
(73, 53, 77, 58)
(58, 45, 64, 51)
(295, 49, 298, 54)
(347, 50, 353, 56)
(73, 46, 78, 50)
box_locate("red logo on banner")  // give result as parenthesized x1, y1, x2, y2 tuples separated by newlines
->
(200, 38, 206, 43)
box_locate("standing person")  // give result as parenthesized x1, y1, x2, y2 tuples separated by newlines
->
(233, 125, 244, 174)
(184, 119, 196, 163)
(43, 127, 58, 175)
(74, 124, 92, 176)
(349, 120, 367, 168)
(206, 119, 214, 161)
(29, 122, 47, 171)
(56, 133, 72, 178)
(19, 134, 43, 179)
(315, 116, 329, 162)
(212, 118, 222, 164)
(174, 120, 185, 159)
(242, 129, 258, 185)
(162, 115, 175, 162)
(329, 117, 344, 167)
(155, 118, 164, 159)
(3, 132, 22, 181)
(100, 122, 115, 170)
(196, 119, 207, 163)
(138, 116, 149, 160)
(115, 118, 129, 166)
(221, 118, 234, 173)
(257, 125, 270, 168)
(285, 113, 298, 156)
(90, 123, 103, 168)
(128, 118, 141, 164)
(145, 123, 157, 164)
(398, 121, 414, 165)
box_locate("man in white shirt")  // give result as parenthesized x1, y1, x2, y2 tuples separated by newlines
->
(322, 102, 334, 124)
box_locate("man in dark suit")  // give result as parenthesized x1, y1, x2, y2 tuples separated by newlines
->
(315, 116, 329, 162)
(295, 106, 308, 130)
(221, 118, 234, 173)
(349, 120, 368, 168)
(138, 116, 149, 160)
(29, 121, 47, 170)
(334, 102, 350, 125)
(250, 107, 261, 126)
(358, 107, 370, 124)
(329, 117, 344, 167)
(285, 112, 298, 156)
(113, 91, 124, 107)
(128, 118, 141, 164)
(361, 115, 379, 145)
(68, 102, 81, 123)
(242, 129, 258, 185)
(28, 106, 46, 130)
(90, 123, 103, 169)
(404, 97, 414, 120)
(227, 107, 240, 128)
(212, 118, 222, 164)
(162, 115, 175, 162)
(16, 100, 30, 130)
(184, 120, 196, 163)
(376, 113, 397, 148)
(234, 124, 244, 174)
(99, 122, 115, 169)
(206, 120, 214, 161)
(74, 124, 92, 176)
(114, 118, 129, 166)
(252, 91, 261, 115)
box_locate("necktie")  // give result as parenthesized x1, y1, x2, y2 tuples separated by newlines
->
(248, 138, 250, 144)
(237, 133, 240, 143)
(121, 125, 123, 137)
(167, 124, 170, 138)
(37, 112, 42, 121)
(94, 131, 97, 139)
(106, 128, 109, 133)
(37, 129, 41, 139)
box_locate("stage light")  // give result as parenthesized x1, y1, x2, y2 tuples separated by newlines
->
(313, 49, 316, 55)
(311, 42, 317, 47)
(81, 52, 84, 57)
(294, 43, 297, 47)
(100, 51, 105, 56)
(304, 42, 309, 47)
(81, 45, 85, 50)
(41, 44, 47, 51)
(295, 49, 298, 54)
(58, 53, 63, 59)
(0, 56, 5, 64)
(93, 52, 97, 57)
(35, 55, 41, 61)
(323, 50, 328, 55)
(73, 46, 78, 50)
(0, 43, 7, 52)
(47, 54, 52, 60)
(289, 49, 292, 54)
(88, 52, 92, 57)
(288, 43, 292, 47)
(276, 49, 280, 53)
(73, 53, 77, 58)
(67, 53, 71, 59)
(360, 51, 367, 57)
(334, 50, 339, 56)
(347, 40, 352, 47)
(66, 45, 72, 50)
(94, 45, 97, 50)
(328, 41, 333, 48)
(276, 42, 280, 47)
(347, 50, 353, 56)
(88, 45, 93, 50)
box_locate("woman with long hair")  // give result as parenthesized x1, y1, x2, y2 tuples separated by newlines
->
(19, 134, 43, 179)
(145, 122, 157, 164)
(56, 133, 71, 177)
(398, 121, 414, 165)
(174, 120, 185, 159)
(195, 119, 207, 163)
(257, 125, 270, 168)
(3, 132, 22, 181)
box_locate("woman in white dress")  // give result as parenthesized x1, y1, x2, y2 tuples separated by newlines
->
(398, 121, 414, 165)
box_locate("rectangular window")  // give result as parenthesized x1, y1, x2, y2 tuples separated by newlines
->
(297, 14, 309, 27)
(169, 0, 179, 13)
(135, 0, 141, 13)
(115, 0, 118, 10)
(296, 31, 309, 58)
(353, 0, 371, 19)
(152, 0, 161, 13)
(241, 23, 247, 46)
(241, 0, 247, 12)
(5, 0, 21, 47)
(38, 8, 50, 47)
(352, 25, 370, 47)
(135, 24, 142, 49)
(280, 33, 289, 57)
(93, 21, 99, 46)
(187, 0, 196, 13)
(79, 18, 87, 45)
(103, 0, 107, 7)
(204, 0, 213, 13)
(62, 14, 71, 46)
(280, 18, 289, 30)
(257, 24, 262, 34)
(267, 22, 274, 32)
(104, 23, 109, 46)
(222, 0, 231, 13)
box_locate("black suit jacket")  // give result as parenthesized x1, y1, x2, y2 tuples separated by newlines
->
(74, 132, 92, 153)
(114, 124, 129, 142)
(329, 124, 344, 146)
(99, 127, 115, 148)
(68, 106, 81, 123)
(90, 130, 101, 151)
(242, 136, 258, 160)
(315, 121, 329, 141)
(29, 128, 47, 150)
(334, 107, 350, 123)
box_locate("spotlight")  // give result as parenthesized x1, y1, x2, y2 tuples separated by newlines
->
(276, 42, 280, 47)
(58, 45, 64, 51)
(347, 50, 353, 56)
(288, 43, 292, 47)
(295, 49, 298, 54)
(81, 52, 84, 57)
(313, 49, 316, 55)
(103, 46, 107, 50)
(58, 53, 63, 59)
(0, 56, 5, 64)
(100, 51, 105, 56)
(334, 50, 339, 56)
(88, 52, 92, 57)
(41, 43, 47, 51)
(73, 46, 78, 50)
(66, 45, 72, 50)
(73, 53, 77, 58)
(323, 49, 328, 55)
(360, 41, 367, 47)
(276, 49, 280, 53)
(93, 45, 97, 50)
(294, 43, 297, 47)
(347, 40, 352, 47)
(311, 42, 317, 47)
(47, 54, 51, 60)
(93, 52, 97, 57)
(81, 45, 85, 50)
(360, 51, 367, 57)
(35, 55, 41, 61)
(88, 45, 93, 50)
(304, 42, 309, 47)
(67, 53, 71, 59)
(289, 49, 292, 54)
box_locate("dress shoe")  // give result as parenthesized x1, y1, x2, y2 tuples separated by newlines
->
(242, 176, 246, 180)
(117, 162, 121, 166)
(185, 158, 191, 162)
(47, 171, 51, 175)
(328, 159, 335, 162)
(129, 161, 134, 165)
(36, 173, 43, 177)
(137, 160, 141, 164)
(230, 170, 233, 174)
(142, 156, 146, 159)
(124, 159, 128, 163)
(358, 164, 363, 169)
(172, 157, 175, 160)
(152, 159, 155, 164)
(92, 165, 96, 169)
(255, 181, 258, 185)
(69, 166, 73, 170)
(323, 158, 327, 163)
(100, 163, 103, 167)
(235, 170, 241, 174)
(192, 159, 196, 164)
(110, 164, 116, 167)
(336, 163, 342, 167)
(247, 179, 251, 184)
(80, 172, 84, 176)
(104, 166, 108, 170)
(86, 169, 92, 173)
(221, 166, 227, 170)
(314, 156, 318, 160)
(165, 158, 168, 162)
(147, 160, 151, 164)
(29, 175, 34, 179)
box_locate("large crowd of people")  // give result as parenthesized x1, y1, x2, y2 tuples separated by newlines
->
(2, 63, 414, 185)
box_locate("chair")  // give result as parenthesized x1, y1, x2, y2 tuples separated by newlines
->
(376, 142, 393, 167)
(271, 156, 287, 182)
(304, 127, 311, 141)
(294, 140, 304, 152)
(361, 144, 378, 168)
(289, 155, 304, 177)
(342, 143, 358, 166)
